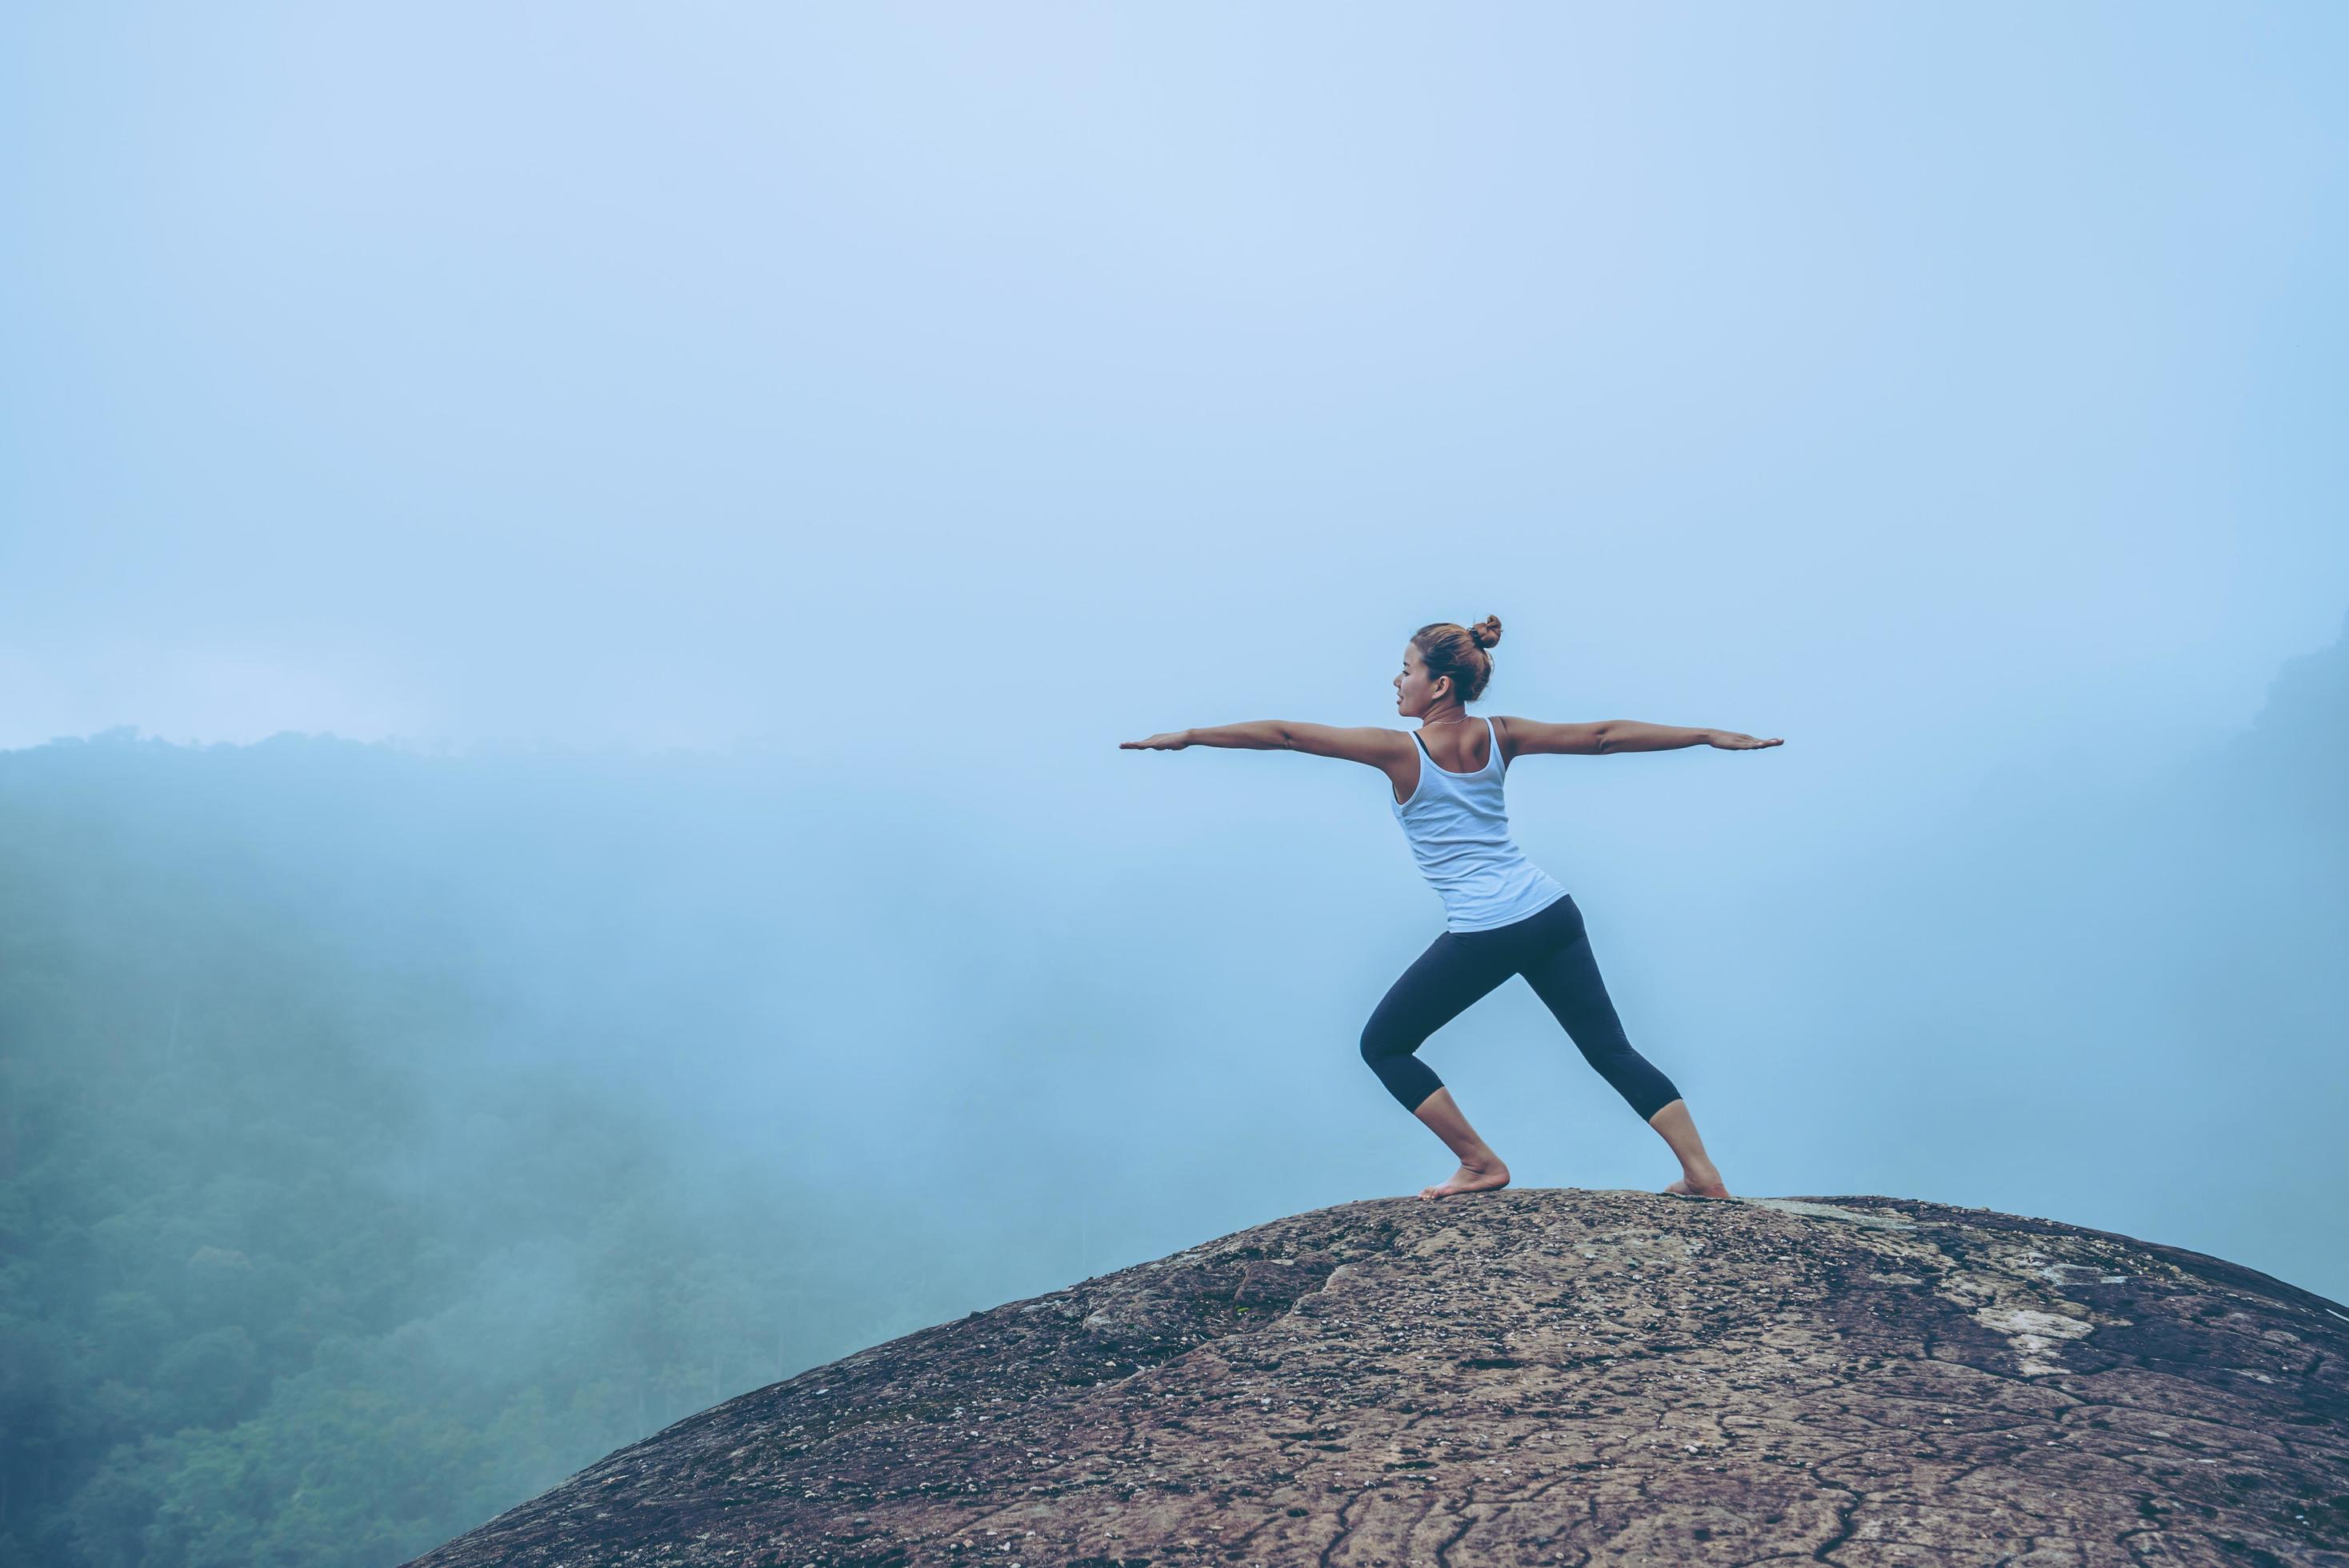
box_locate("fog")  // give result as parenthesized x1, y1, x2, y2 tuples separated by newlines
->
(2, 4, 2343, 1563)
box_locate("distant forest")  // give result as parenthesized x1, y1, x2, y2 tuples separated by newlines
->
(0, 734, 984, 1567)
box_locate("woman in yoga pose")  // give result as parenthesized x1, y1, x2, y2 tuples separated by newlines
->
(1120, 614, 1779, 1202)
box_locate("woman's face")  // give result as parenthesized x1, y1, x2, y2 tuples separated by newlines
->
(1395, 642, 1450, 718)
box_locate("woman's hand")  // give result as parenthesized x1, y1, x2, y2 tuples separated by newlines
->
(1707, 730, 1783, 750)
(1119, 730, 1192, 750)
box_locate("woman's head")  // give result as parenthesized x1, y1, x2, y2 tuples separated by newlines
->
(1395, 615, 1503, 718)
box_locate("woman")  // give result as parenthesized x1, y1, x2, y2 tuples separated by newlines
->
(1121, 614, 1779, 1202)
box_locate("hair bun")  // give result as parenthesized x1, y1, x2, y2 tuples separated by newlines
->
(1470, 614, 1503, 651)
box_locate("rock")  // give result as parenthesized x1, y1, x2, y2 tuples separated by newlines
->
(401, 1189, 2349, 1566)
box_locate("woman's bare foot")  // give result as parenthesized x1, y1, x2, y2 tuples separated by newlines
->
(1419, 1157, 1511, 1199)
(1663, 1161, 1731, 1198)
(1647, 1101, 1730, 1198)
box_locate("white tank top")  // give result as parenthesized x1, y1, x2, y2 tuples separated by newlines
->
(1390, 714, 1570, 933)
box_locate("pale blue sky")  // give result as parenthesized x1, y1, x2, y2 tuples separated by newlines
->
(3, 6, 2347, 1302)
(3, 2, 2343, 766)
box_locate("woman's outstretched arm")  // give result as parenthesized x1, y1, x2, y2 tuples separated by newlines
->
(1120, 721, 1275, 750)
(1498, 718, 1783, 756)
(1121, 721, 1411, 770)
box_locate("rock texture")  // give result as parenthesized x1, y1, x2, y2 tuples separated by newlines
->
(403, 1190, 2349, 1566)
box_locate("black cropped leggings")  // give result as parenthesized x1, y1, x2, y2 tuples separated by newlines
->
(1359, 893, 1683, 1122)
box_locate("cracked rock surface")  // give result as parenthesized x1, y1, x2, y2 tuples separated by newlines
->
(402, 1190, 2349, 1566)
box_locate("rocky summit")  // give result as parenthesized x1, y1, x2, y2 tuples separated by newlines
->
(403, 1189, 2349, 1566)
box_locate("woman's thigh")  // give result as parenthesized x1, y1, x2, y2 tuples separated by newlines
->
(1512, 899, 1626, 1041)
(1360, 928, 1517, 1056)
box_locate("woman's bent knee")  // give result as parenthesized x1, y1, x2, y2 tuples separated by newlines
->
(1359, 1022, 1404, 1067)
